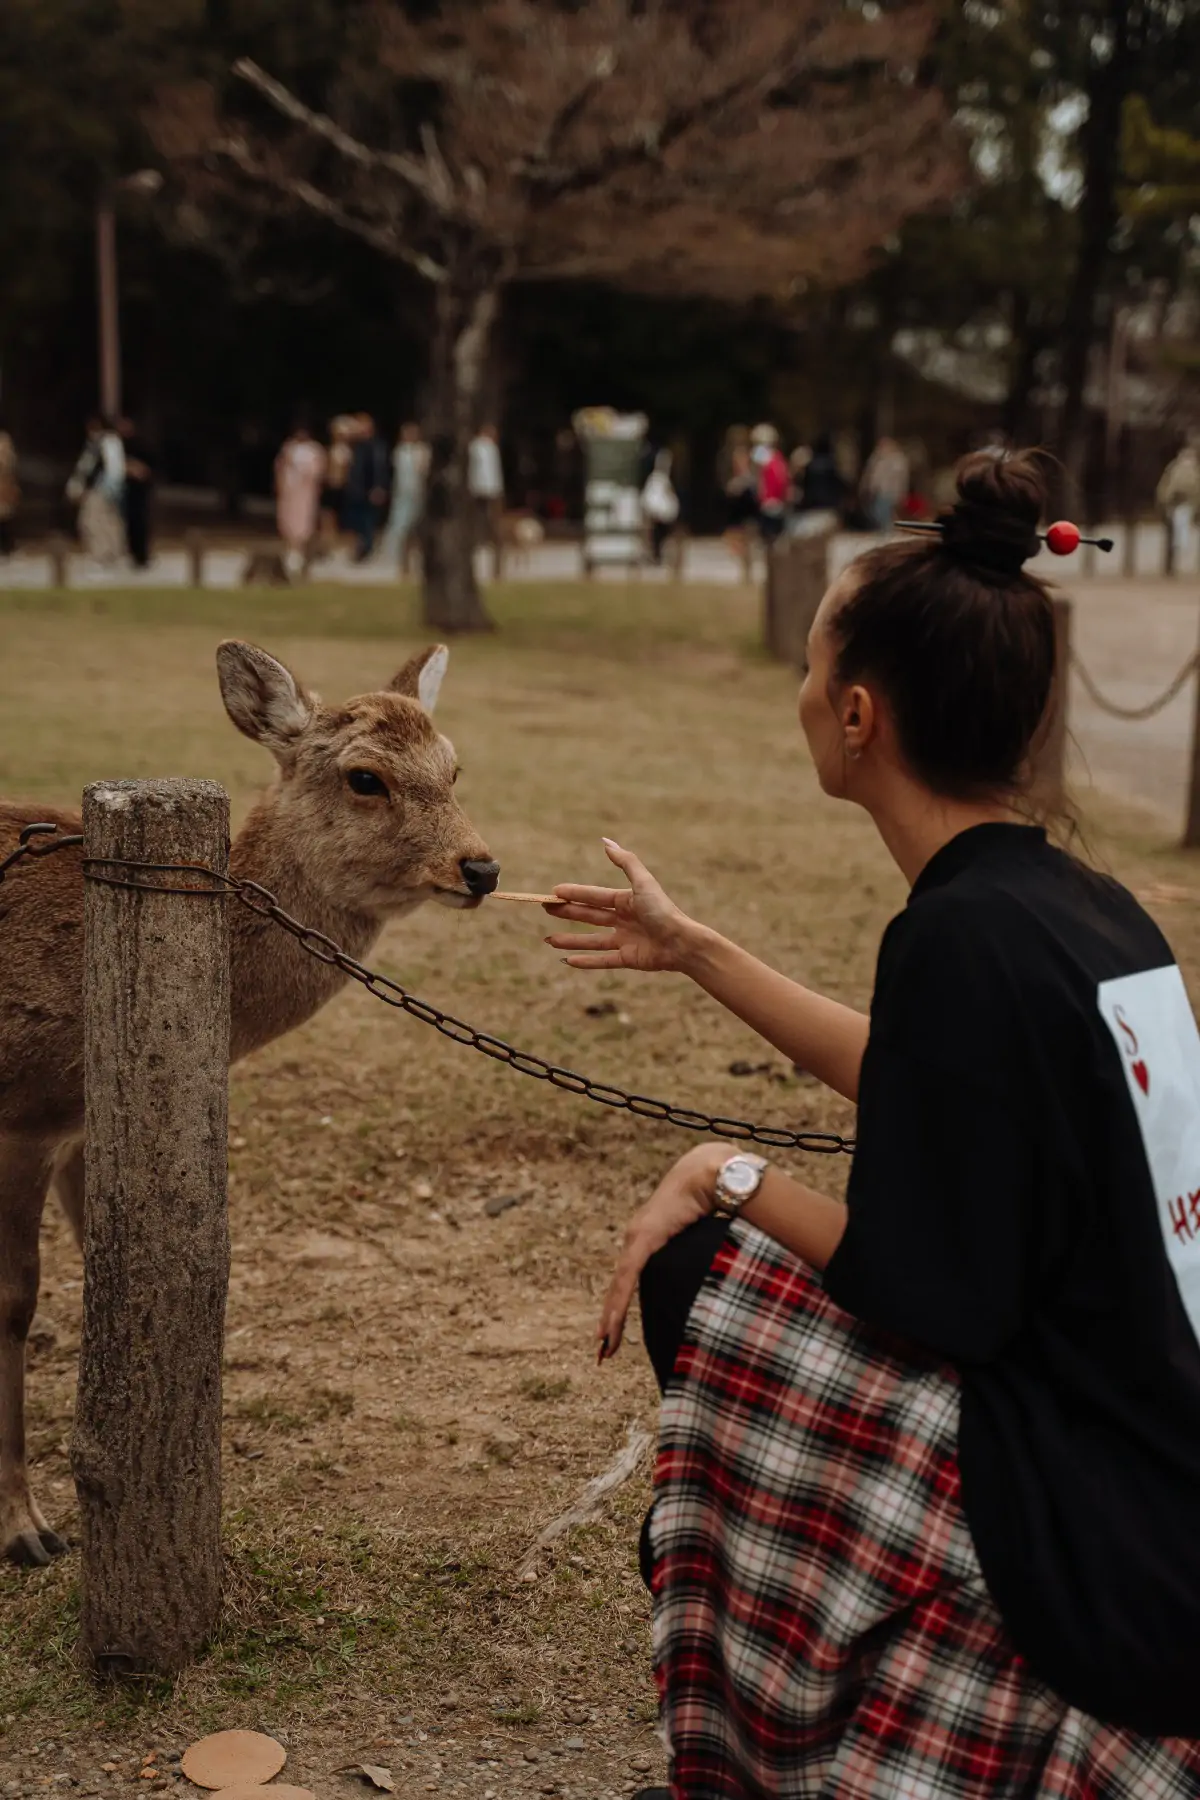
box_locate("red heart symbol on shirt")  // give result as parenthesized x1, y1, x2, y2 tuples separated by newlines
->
(1132, 1060, 1150, 1095)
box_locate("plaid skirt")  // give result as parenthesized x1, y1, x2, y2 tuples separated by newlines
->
(648, 1222, 1200, 1799)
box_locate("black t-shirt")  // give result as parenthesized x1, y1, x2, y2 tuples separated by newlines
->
(824, 822, 1200, 1737)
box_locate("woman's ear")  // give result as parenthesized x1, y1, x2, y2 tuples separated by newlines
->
(842, 683, 877, 757)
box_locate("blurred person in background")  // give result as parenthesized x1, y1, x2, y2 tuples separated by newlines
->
(1157, 436, 1200, 569)
(380, 420, 430, 575)
(344, 411, 389, 563)
(833, 428, 860, 492)
(794, 429, 846, 533)
(118, 416, 154, 570)
(65, 414, 125, 566)
(0, 423, 19, 557)
(320, 414, 355, 551)
(723, 441, 759, 579)
(641, 448, 681, 565)
(274, 418, 326, 575)
(469, 422, 505, 576)
(929, 460, 961, 513)
(788, 442, 813, 497)
(860, 434, 909, 533)
(751, 423, 789, 546)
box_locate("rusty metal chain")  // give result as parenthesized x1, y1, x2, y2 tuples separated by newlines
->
(1069, 647, 1200, 722)
(1, 823, 854, 1157)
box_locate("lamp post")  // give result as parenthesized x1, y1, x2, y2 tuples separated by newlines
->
(95, 170, 163, 419)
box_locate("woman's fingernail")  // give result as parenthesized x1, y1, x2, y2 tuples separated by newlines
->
(602, 836, 620, 848)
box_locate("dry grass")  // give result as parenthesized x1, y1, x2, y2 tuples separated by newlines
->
(2, 579, 1200, 1796)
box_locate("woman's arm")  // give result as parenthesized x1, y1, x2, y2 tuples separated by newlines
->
(596, 1142, 846, 1358)
(739, 1163, 848, 1269)
(683, 928, 866, 1103)
(547, 839, 868, 1103)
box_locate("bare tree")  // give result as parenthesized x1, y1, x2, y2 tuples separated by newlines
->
(155, 0, 962, 630)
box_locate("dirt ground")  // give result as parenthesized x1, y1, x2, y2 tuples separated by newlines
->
(3, 577, 1200, 1799)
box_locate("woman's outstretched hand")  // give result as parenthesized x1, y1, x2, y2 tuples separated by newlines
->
(545, 839, 706, 973)
(596, 1142, 730, 1361)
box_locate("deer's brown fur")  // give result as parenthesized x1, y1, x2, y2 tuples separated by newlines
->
(0, 639, 495, 1565)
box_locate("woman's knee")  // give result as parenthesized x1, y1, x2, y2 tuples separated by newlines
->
(639, 1216, 730, 1393)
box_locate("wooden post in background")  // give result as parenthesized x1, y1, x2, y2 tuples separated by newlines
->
(1032, 597, 1072, 807)
(1122, 511, 1138, 578)
(184, 529, 206, 588)
(48, 535, 70, 588)
(1180, 611, 1200, 849)
(763, 530, 834, 670)
(73, 778, 231, 1676)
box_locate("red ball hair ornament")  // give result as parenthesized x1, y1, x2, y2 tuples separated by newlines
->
(896, 517, 1114, 560)
(1045, 520, 1081, 556)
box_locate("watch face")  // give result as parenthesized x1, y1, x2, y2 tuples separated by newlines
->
(722, 1157, 762, 1198)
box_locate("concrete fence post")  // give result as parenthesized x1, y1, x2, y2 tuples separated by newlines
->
(72, 778, 231, 1676)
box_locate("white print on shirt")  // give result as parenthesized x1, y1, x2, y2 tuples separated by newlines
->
(1098, 964, 1200, 1343)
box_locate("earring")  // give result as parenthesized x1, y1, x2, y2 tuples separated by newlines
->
(845, 744, 862, 761)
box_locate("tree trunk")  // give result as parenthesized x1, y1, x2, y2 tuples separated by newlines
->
(1002, 291, 1040, 445)
(1054, 5, 1133, 509)
(421, 282, 501, 633)
(73, 779, 231, 1677)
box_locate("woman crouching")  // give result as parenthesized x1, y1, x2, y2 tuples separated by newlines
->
(546, 450, 1200, 1797)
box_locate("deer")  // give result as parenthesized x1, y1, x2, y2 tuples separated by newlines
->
(0, 638, 499, 1566)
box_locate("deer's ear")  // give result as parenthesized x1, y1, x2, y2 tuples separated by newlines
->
(216, 641, 315, 752)
(390, 643, 449, 713)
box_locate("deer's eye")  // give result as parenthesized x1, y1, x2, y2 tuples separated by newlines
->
(346, 768, 389, 798)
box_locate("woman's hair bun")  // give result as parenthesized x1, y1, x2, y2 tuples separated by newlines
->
(939, 447, 1047, 578)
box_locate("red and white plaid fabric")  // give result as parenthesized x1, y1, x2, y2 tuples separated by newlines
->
(649, 1221, 1200, 1798)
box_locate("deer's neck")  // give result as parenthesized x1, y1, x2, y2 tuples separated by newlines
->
(228, 794, 382, 1062)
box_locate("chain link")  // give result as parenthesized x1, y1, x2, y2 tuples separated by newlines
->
(1069, 647, 1200, 721)
(1, 823, 854, 1157)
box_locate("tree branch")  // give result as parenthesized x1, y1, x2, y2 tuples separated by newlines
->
(419, 121, 458, 210)
(215, 133, 447, 283)
(520, 39, 802, 201)
(539, 47, 617, 166)
(232, 58, 445, 210)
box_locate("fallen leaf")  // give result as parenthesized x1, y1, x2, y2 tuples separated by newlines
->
(181, 1731, 286, 1791)
(357, 1766, 396, 1792)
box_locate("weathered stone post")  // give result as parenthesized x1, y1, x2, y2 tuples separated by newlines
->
(72, 778, 231, 1676)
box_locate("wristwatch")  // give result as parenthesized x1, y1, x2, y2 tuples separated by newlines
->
(712, 1152, 768, 1218)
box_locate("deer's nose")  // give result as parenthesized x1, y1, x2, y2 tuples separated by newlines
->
(460, 857, 500, 896)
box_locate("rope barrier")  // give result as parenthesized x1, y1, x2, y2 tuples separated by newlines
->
(1069, 647, 1200, 722)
